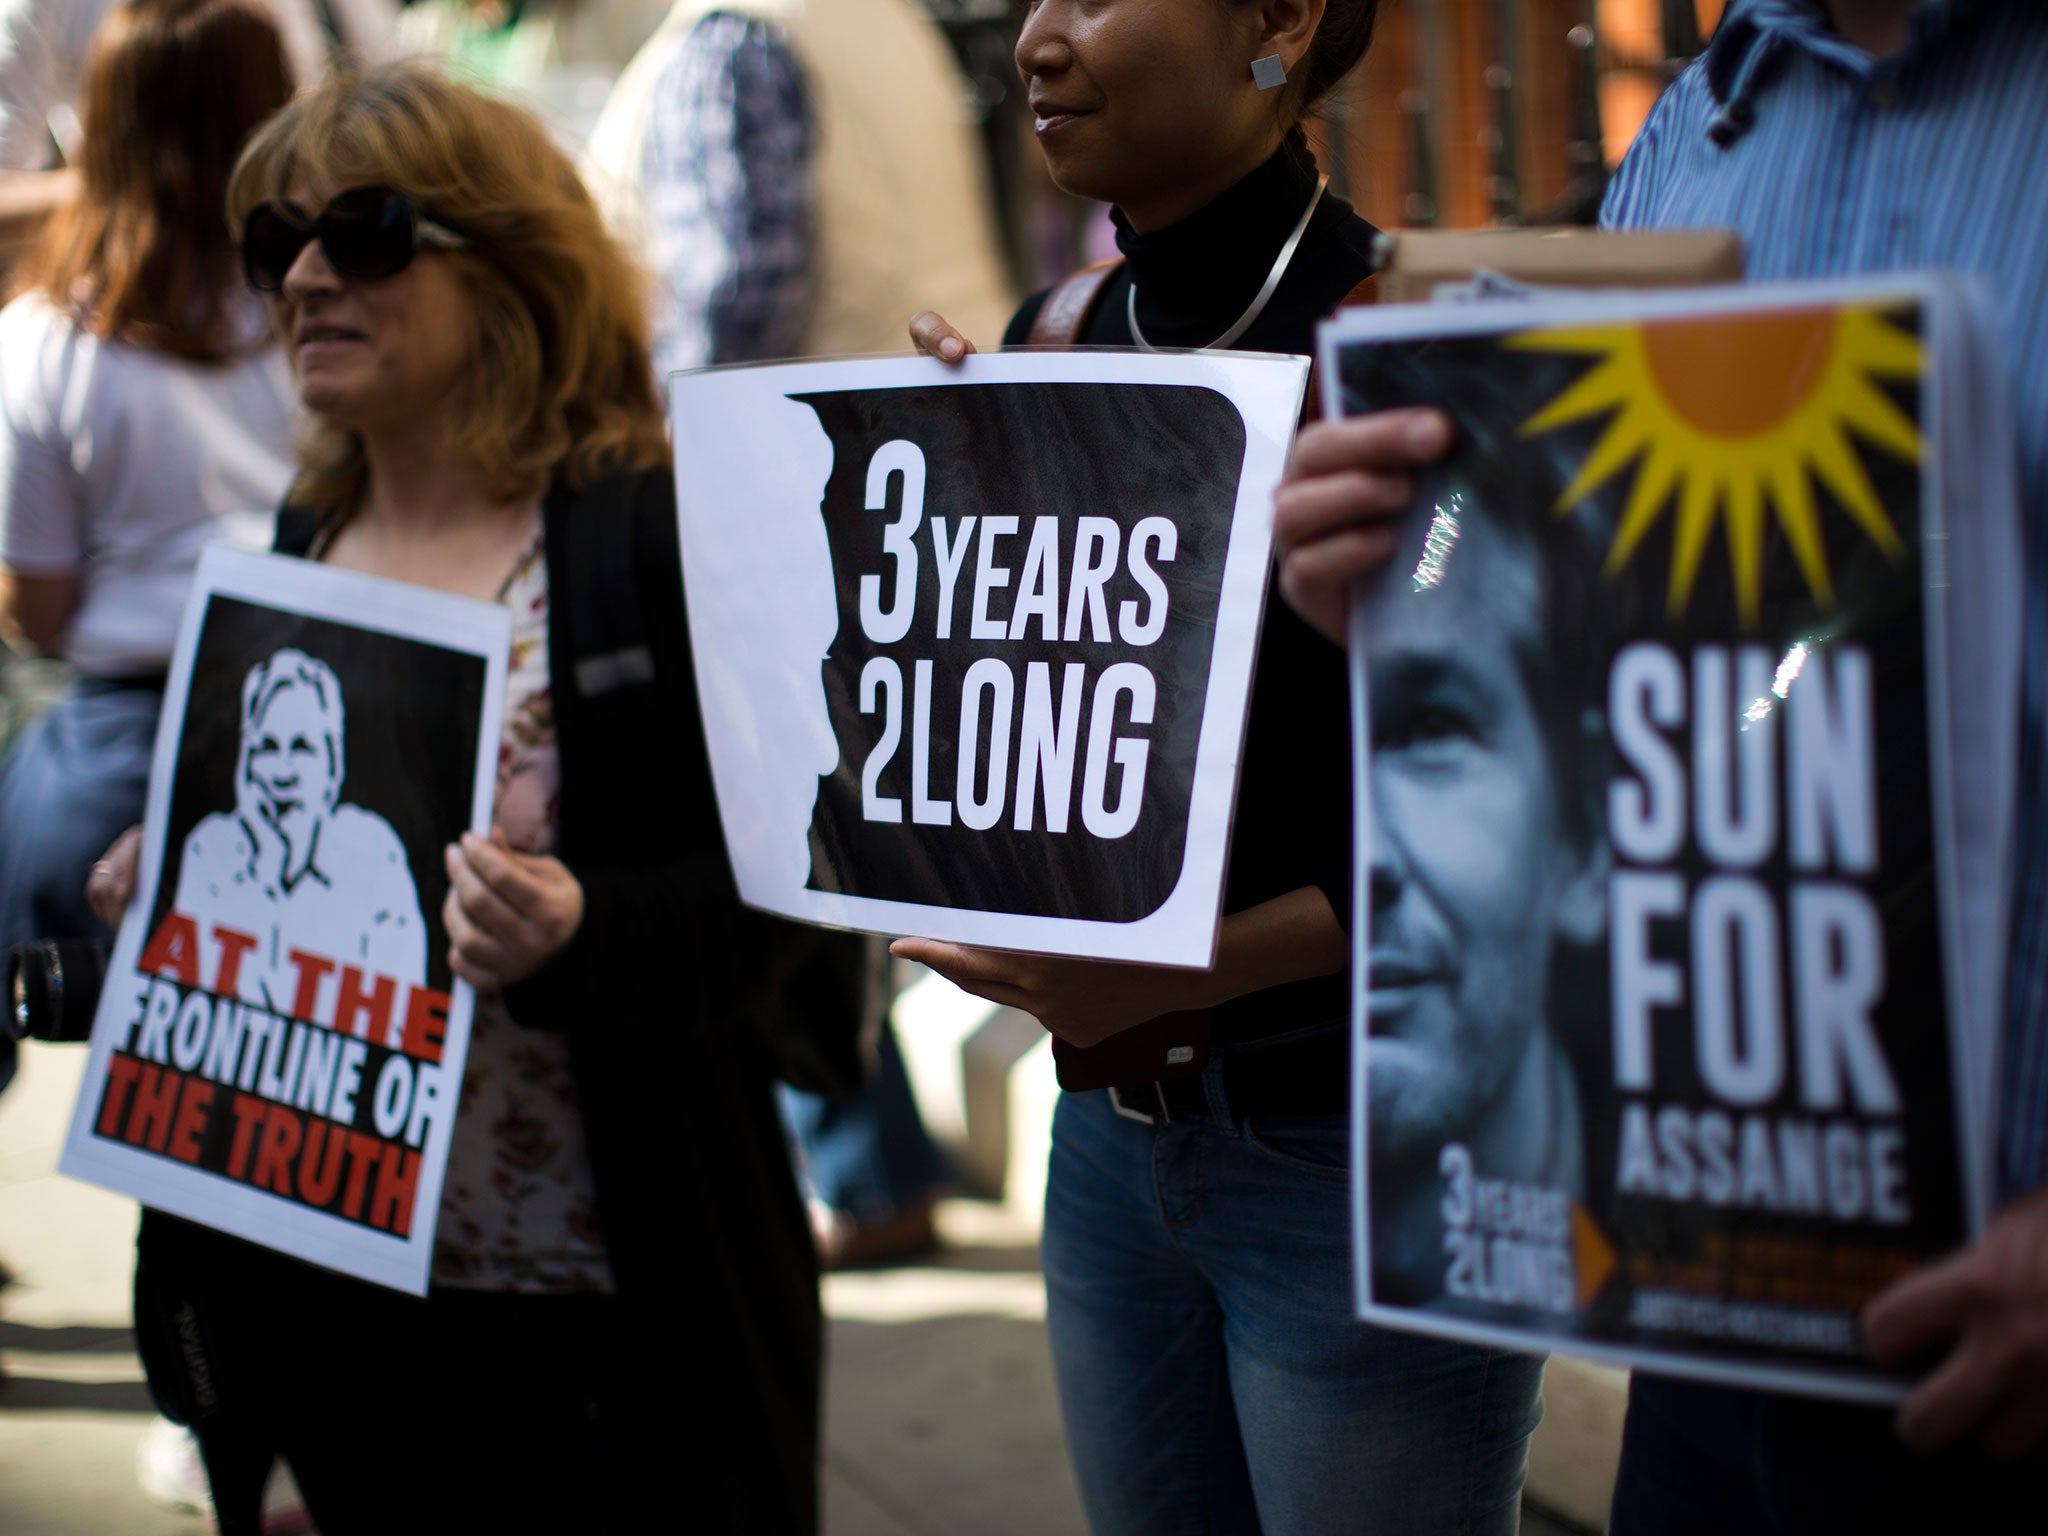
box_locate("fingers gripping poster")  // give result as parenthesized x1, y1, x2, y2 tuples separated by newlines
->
(1325, 280, 2015, 1400)
(60, 547, 509, 1293)
(670, 352, 1308, 965)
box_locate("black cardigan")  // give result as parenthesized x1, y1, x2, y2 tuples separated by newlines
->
(502, 464, 831, 1534)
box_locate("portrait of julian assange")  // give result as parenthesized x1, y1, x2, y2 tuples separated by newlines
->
(149, 594, 487, 1018)
(1346, 346, 1630, 1314)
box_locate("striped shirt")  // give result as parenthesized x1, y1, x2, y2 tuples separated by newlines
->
(639, 12, 815, 380)
(1602, 0, 2048, 1195)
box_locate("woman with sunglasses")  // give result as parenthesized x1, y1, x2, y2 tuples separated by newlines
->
(0, 0, 296, 1059)
(91, 60, 842, 1535)
(901, 1, 1545, 1532)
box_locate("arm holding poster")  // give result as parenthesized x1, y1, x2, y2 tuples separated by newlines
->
(896, 311, 1352, 1074)
(894, 884, 1347, 1049)
(441, 828, 585, 993)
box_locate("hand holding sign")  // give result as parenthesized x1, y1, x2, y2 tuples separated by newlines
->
(441, 828, 584, 993)
(1864, 1189, 2048, 1461)
(893, 887, 1347, 1048)
(891, 937, 1206, 1048)
(908, 310, 976, 364)
(86, 825, 144, 928)
(1272, 407, 1453, 646)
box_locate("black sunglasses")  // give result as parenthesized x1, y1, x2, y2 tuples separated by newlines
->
(241, 185, 468, 295)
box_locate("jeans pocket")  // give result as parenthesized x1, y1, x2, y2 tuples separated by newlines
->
(1239, 1115, 1351, 1181)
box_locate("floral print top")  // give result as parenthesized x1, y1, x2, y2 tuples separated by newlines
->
(431, 526, 613, 1293)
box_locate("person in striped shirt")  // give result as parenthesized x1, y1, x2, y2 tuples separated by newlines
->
(1273, 1, 2048, 1527)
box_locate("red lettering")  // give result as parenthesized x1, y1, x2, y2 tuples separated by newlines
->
(122, 1063, 180, 1153)
(251, 1106, 303, 1195)
(334, 966, 397, 1044)
(138, 913, 201, 986)
(400, 986, 451, 1064)
(227, 1094, 266, 1180)
(342, 1133, 382, 1222)
(97, 1055, 142, 1137)
(168, 1080, 216, 1164)
(369, 1145, 420, 1236)
(296, 1121, 348, 1207)
(287, 950, 335, 1025)
(209, 925, 258, 998)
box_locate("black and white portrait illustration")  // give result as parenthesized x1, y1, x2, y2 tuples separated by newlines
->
(173, 646, 428, 1011)
(149, 594, 488, 1015)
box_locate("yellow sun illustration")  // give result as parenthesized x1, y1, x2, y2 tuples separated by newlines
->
(1509, 304, 1921, 621)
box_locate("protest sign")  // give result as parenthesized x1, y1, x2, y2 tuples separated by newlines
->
(670, 351, 1308, 965)
(1325, 278, 2016, 1400)
(60, 547, 508, 1294)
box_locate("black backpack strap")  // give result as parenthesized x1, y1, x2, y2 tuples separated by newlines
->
(271, 506, 325, 559)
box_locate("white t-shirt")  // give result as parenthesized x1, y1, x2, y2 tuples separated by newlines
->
(0, 293, 297, 675)
(0, 0, 396, 170)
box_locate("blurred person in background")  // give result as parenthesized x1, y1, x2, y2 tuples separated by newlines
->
(0, 3, 302, 1522)
(0, 0, 297, 1087)
(0, 0, 394, 258)
(583, 0, 1012, 378)
(92, 59, 847, 1534)
(584, 0, 1015, 1267)
(396, 0, 667, 95)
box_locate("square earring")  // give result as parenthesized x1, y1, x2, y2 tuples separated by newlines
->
(1251, 54, 1288, 91)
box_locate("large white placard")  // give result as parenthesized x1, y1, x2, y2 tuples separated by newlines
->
(671, 350, 1308, 965)
(60, 547, 509, 1294)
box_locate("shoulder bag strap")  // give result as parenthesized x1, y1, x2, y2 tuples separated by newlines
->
(1302, 272, 1381, 423)
(1025, 257, 1126, 347)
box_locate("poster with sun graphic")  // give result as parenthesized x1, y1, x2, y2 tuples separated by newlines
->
(1324, 277, 2019, 1400)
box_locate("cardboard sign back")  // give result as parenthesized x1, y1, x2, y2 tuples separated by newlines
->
(1370, 228, 1745, 304)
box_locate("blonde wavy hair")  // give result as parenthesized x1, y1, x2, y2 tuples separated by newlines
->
(226, 62, 668, 512)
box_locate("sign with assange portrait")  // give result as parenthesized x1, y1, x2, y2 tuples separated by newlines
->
(1323, 277, 2018, 1401)
(59, 547, 509, 1294)
(669, 350, 1309, 966)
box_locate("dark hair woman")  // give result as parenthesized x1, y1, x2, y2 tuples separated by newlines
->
(0, 0, 297, 1062)
(900, 2, 1546, 1532)
(89, 60, 849, 1536)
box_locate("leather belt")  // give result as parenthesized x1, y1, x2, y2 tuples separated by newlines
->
(1108, 1031, 1348, 1125)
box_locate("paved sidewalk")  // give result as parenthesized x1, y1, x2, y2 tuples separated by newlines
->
(0, 1040, 1582, 1535)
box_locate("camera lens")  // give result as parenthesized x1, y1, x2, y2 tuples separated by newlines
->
(4, 940, 111, 1044)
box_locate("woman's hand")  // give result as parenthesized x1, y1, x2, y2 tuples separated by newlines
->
(889, 938, 1210, 1048)
(908, 310, 976, 364)
(1273, 408, 1454, 645)
(85, 826, 143, 929)
(442, 828, 584, 992)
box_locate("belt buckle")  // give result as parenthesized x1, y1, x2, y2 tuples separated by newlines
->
(1108, 1083, 1170, 1126)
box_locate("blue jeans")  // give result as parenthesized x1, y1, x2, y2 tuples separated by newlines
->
(0, 677, 158, 952)
(1610, 1374, 2034, 1535)
(1042, 1078, 1546, 1536)
(0, 678, 159, 1097)
(780, 1023, 944, 1221)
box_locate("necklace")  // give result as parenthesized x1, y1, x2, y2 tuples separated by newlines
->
(1126, 174, 1329, 353)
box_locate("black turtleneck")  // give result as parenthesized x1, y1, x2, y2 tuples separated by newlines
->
(1006, 138, 1380, 1053)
